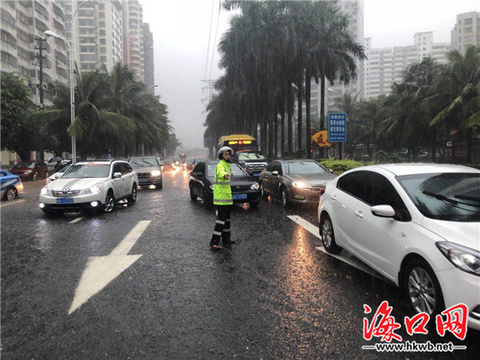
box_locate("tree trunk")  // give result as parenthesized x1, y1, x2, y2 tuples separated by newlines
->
(305, 69, 312, 159)
(280, 107, 285, 158)
(287, 84, 293, 154)
(297, 75, 303, 152)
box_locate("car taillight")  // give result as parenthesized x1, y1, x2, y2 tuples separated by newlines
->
(319, 184, 326, 196)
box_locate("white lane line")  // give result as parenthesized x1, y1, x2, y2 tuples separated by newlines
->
(0, 199, 26, 207)
(69, 217, 83, 224)
(68, 220, 151, 314)
(287, 215, 392, 283)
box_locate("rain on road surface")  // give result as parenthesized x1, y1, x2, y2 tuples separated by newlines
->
(1, 168, 479, 359)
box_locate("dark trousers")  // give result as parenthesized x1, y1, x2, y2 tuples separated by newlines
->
(210, 205, 231, 246)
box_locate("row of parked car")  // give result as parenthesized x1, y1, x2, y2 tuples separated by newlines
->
(189, 158, 480, 331)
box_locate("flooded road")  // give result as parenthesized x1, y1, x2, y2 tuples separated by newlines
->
(1, 169, 478, 359)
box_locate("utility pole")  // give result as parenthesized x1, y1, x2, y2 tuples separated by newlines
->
(201, 79, 214, 110)
(35, 37, 46, 109)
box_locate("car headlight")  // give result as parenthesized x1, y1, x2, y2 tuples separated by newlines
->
(292, 181, 310, 188)
(82, 183, 101, 195)
(40, 186, 49, 195)
(250, 183, 259, 190)
(151, 170, 161, 177)
(436, 241, 480, 276)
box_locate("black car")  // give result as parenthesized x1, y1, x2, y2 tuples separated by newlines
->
(129, 157, 163, 189)
(259, 159, 335, 208)
(189, 161, 261, 209)
(233, 151, 268, 179)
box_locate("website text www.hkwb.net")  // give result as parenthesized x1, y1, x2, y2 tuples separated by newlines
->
(362, 341, 466, 353)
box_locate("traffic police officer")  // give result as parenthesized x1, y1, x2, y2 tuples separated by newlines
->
(210, 146, 237, 249)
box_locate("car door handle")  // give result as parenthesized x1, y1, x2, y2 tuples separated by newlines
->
(331, 195, 337, 201)
(355, 210, 363, 218)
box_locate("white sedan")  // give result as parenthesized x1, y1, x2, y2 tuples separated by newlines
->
(318, 164, 480, 330)
(39, 160, 138, 215)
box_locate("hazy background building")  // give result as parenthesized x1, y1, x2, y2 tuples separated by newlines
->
(123, 0, 144, 81)
(143, 22, 154, 93)
(451, 11, 480, 54)
(364, 32, 450, 99)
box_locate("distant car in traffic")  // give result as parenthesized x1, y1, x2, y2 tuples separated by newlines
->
(10, 160, 49, 181)
(129, 157, 163, 190)
(183, 158, 195, 171)
(39, 159, 138, 216)
(189, 160, 261, 209)
(163, 157, 176, 170)
(234, 151, 268, 179)
(317, 163, 480, 330)
(259, 159, 335, 208)
(1, 170, 24, 201)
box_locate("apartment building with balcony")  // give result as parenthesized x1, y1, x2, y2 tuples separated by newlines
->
(451, 11, 480, 54)
(123, 0, 144, 81)
(64, 0, 124, 72)
(1, 0, 68, 104)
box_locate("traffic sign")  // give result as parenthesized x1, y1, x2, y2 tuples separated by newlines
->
(312, 130, 332, 147)
(328, 113, 347, 142)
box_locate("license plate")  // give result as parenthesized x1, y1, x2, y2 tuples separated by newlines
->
(139, 178, 148, 183)
(56, 198, 73, 204)
(253, 173, 260, 177)
(233, 193, 247, 200)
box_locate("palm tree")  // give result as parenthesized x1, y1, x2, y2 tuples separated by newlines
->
(430, 46, 480, 162)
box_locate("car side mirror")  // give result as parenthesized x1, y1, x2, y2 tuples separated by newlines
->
(54, 173, 62, 180)
(113, 172, 122, 179)
(371, 205, 396, 218)
(272, 170, 279, 176)
(329, 169, 334, 173)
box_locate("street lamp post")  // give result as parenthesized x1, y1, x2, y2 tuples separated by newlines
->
(44, 30, 76, 164)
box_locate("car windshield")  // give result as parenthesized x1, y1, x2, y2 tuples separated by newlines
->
(62, 164, 110, 179)
(397, 173, 480, 222)
(206, 163, 247, 178)
(283, 161, 328, 175)
(14, 161, 35, 168)
(237, 152, 266, 161)
(130, 158, 158, 168)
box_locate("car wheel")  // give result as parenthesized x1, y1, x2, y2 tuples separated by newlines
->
(3, 187, 17, 201)
(281, 187, 290, 208)
(203, 189, 213, 209)
(320, 214, 342, 254)
(405, 258, 445, 316)
(190, 187, 197, 201)
(103, 192, 115, 213)
(127, 185, 137, 203)
(32, 172, 38, 181)
(260, 183, 268, 199)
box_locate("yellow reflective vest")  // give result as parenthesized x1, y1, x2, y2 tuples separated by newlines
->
(213, 159, 233, 205)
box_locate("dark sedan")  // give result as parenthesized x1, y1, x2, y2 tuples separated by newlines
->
(10, 160, 48, 181)
(259, 159, 335, 208)
(189, 160, 261, 209)
(129, 157, 163, 189)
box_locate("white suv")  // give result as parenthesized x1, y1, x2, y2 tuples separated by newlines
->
(39, 160, 138, 215)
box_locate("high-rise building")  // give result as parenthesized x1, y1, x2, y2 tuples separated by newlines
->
(143, 23, 154, 93)
(1, 0, 69, 104)
(451, 11, 480, 54)
(64, 0, 124, 72)
(363, 32, 450, 99)
(123, 0, 144, 80)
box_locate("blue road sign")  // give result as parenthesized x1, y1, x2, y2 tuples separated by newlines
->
(328, 113, 347, 142)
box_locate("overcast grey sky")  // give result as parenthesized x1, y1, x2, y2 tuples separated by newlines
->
(142, 0, 480, 150)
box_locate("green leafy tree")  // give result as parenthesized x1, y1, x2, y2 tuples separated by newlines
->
(1, 73, 37, 160)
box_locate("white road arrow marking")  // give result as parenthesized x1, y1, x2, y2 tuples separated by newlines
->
(287, 215, 392, 283)
(68, 220, 151, 314)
